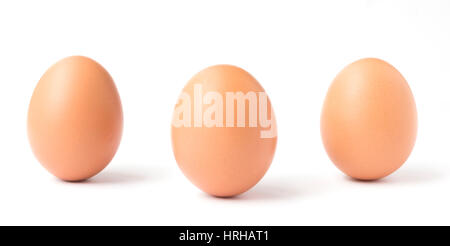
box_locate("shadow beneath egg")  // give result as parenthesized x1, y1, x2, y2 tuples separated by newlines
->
(236, 181, 301, 201)
(86, 170, 149, 184)
(344, 164, 444, 185)
(200, 175, 330, 202)
(56, 164, 168, 185)
(240, 175, 339, 201)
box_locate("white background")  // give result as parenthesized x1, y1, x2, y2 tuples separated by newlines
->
(0, 0, 449, 225)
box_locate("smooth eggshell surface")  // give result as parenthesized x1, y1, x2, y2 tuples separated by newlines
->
(171, 65, 277, 197)
(321, 58, 417, 180)
(27, 56, 123, 181)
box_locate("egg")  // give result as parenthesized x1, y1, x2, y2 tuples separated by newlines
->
(171, 65, 277, 197)
(27, 56, 123, 181)
(321, 58, 417, 180)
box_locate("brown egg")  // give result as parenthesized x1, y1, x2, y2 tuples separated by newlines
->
(27, 56, 123, 181)
(171, 65, 277, 197)
(321, 58, 417, 180)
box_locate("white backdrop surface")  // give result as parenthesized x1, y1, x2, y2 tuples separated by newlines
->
(0, 0, 449, 225)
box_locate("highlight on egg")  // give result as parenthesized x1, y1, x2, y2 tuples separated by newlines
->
(321, 58, 417, 180)
(27, 56, 123, 181)
(171, 65, 277, 197)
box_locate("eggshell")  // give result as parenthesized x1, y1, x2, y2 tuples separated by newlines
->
(321, 58, 417, 180)
(171, 65, 277, 197)
(27, 56, 123, 181)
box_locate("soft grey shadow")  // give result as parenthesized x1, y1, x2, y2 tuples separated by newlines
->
(56, 164, 168, 185)
(86, 170, 149, 184)
(235, 180, 301, 201)
(344, 164, 445, 185)
(242, 175, 338, 201)
(200, 175, 331, 202)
